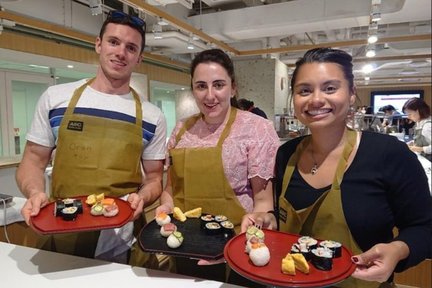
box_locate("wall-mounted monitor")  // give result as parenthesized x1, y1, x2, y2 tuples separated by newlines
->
(371, 90, 424, 113)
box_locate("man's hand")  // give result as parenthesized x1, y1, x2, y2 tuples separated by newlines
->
(21, 191, 49, 225)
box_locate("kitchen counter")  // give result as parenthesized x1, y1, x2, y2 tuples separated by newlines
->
(0, 242, 244, 287)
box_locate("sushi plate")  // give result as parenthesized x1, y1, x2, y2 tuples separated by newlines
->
(139, 215, 234, 260)
(224, 230, 356, 287)
(30, 196, 133, 234)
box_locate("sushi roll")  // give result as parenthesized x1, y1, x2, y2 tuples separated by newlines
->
(311, 247, 333, 271)
(74, 199, 83, 214)
(167, 231, 184, 248)
(298, 236, 318, 249)
(319, 240, 342, 258)
(54, 200, 65, 216)
(61, 206, 78, 221)
(155, 212, 171, 226)
(205, 222, 222, 235)
(249, 243, 270, 266)
(291, 243, 312, 261)
(200, 214, 214, 229)
(160, 223, 177, 237)
(63, 198, 75, 207)
(220, 220, 234, 236)
(214, 215, 228, 223)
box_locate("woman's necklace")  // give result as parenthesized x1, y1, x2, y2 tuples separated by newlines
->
(310, 149, 319, 175)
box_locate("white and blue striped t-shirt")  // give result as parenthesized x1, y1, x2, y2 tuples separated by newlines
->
(27, 79, 167, 160)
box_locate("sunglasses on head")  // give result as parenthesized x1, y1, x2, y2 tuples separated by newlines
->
(107, 10, 146, 31)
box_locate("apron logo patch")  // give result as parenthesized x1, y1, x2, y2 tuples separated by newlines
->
(279, 207, 288, 223)
(67, 121, 84, 131)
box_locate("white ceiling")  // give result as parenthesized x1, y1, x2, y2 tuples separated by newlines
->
(0, 0, 430, 87)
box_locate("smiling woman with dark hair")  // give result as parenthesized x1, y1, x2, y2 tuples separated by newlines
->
(242, 47, 431, 288)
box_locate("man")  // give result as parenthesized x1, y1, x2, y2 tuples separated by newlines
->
(380, 104, 402, 131)
(16, 10, 166, 267)
(237, 98, 268, 119)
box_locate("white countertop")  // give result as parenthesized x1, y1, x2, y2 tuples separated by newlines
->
(0, 242, 244, 288)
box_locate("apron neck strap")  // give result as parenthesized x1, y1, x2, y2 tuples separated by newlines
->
(281, 129, 357, 198)
(64, 78, 142, 125)
(175, 108, 238, 147)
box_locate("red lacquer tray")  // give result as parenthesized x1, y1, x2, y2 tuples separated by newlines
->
(224, 230, 356, 287)
(30, 196, 133, 234)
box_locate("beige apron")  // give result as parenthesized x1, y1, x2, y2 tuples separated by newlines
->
(52, 78, 142, 198)
(279, 129, 382, 288)
(38, 79, 157, 268)
(168, 108, 248, 284)
(170, 108, 246, 230)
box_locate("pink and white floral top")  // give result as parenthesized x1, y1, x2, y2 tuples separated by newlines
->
(167, 109, 280, 212)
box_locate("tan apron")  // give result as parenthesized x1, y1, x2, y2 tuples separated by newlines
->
(51, 78, 142, 198)
(170, 108, 246, 230)
(38, 79, 157, 268)
(168, 108, 249, 284)
(279, 129, 382, 288)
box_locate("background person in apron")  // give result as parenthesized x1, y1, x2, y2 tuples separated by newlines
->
(155, 49, 280, 286)
(243, 48, 431, 287)
(16, 10, 166, 268)
(402, 97, 431, 160)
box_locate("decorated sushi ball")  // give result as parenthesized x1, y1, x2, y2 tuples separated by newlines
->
(103, 203, 119, 217)
(160, 222, 177, 237)
(249, 243, 270, 266)
(155, 212, 171, 226)
(245, 235, 264, 254)
(167, 231, 184, 248)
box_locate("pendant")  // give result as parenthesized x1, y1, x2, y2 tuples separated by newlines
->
(311, 164, 318, 175)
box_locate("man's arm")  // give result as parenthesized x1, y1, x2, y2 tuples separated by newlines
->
(16, 141, 53, 224)
(139, 159, 164, 208)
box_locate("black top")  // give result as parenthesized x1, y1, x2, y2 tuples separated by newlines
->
(274, 131, 432, 272)
(250, 107, 267, 119)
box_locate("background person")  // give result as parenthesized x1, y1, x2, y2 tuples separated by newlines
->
(242, 48, 431, 287)
(16, 10, 167, 267)
(402, 97, 431, 160)
(380, 104, 402, 132)
(237, 98, 268, 118)
(155, 49, 279, 286)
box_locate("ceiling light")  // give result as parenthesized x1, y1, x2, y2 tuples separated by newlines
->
(366, 46, 376, 58)
(88, 0, 102, 16)
(362, 64, 374, 74)
(187, 34, 195, 50)
(364, 76, 370, 81)
(67, 65, 74, 69)
(367, 33, 378, 44)
(187, 40, 195, 50)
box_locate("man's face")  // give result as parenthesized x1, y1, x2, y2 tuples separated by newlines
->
(95, 23, 143, 81)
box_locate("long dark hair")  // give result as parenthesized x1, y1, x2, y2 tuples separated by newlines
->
(290, 47, 355, 94)
(190, 49, 239, 108)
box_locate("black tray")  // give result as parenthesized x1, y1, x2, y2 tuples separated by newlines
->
(139, 215, 235, 260)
